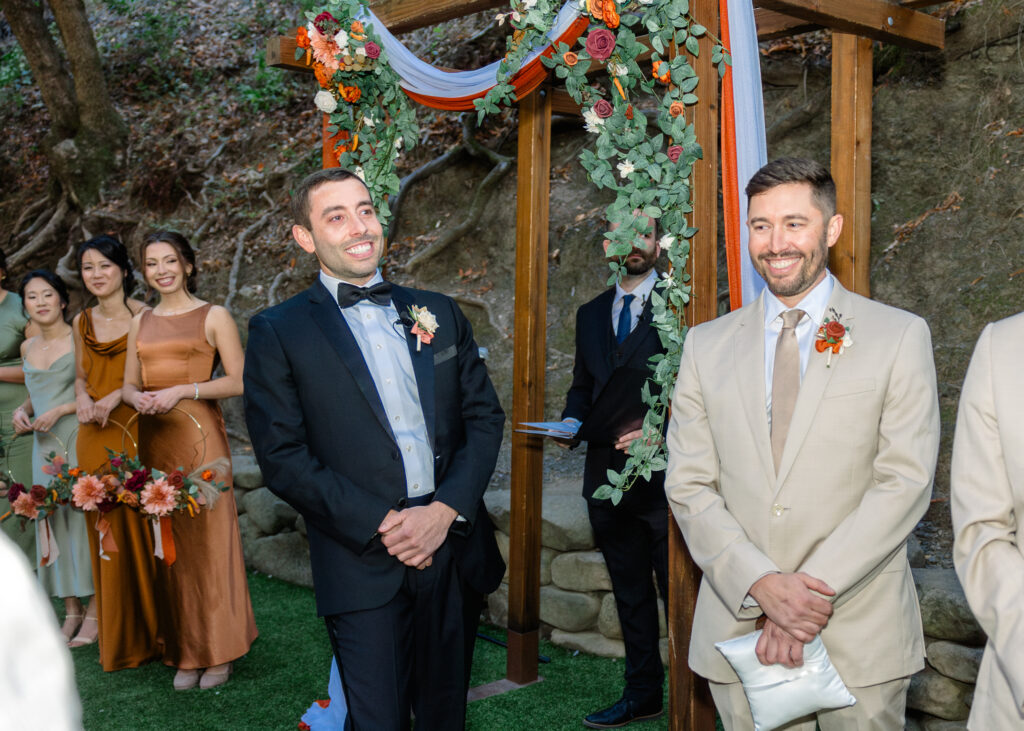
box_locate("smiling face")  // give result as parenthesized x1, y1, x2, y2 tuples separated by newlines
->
(747, 182, 843, 307)
(23, 277, 65, 326)
(291, 178, 384, 285)
(143, 241, 192, 296)
(80, 248, 125, 299)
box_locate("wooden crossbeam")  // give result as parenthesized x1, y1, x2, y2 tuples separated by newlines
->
(755, 0, 944, 49)
(367, 0, 507, 35)
(754, 0, 950, 41)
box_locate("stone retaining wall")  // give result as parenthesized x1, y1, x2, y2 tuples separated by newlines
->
(230, 455, 984, 728)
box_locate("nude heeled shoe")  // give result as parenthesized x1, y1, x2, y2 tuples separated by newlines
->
(199, 663, 232, 690)
(173, 669, 201, 691)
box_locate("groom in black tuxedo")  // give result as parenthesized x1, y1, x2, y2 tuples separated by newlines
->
(243, 168, 505, 730)
(560, 214, 670, 729)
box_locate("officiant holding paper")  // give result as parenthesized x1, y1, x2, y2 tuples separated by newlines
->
(664, 158, 940, 729)
(558, 212, 670, 729)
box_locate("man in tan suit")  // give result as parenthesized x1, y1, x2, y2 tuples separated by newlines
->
(665, 157, 939, 729)
(952, 314, 1024, 729)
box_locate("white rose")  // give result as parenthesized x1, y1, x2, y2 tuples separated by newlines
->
(617, 160, 636, 178)
(658, 234, 675, 250)
(582, 108, 605, 134)
(314, 90, 338, 114)
(333, 29, 349, 49)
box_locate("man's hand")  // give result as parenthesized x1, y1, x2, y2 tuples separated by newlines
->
(748, 572, 836, 642)
(614, 429, 644, 453)
(756, 618, 807, 667)
(378, 502, 457, 569)
(553, 418, 580, 450)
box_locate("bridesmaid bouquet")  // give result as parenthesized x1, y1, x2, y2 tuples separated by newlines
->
(0, 452, 76, 528)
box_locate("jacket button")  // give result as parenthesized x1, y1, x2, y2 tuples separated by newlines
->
(392, 451, 399, 461)
(771, 504, 784, 517)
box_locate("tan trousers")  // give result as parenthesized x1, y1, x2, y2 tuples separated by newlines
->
(709, 676, 911, 731)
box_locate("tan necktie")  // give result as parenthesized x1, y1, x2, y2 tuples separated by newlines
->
(771, 309, 805, 472)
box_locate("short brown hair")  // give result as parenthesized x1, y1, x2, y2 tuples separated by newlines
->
(745, 157, 836, 219)
(291, 168, 372, 229)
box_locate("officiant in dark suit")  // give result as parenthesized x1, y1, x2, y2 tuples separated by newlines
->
(243, 168, 505, 731)
(560, 214, 670, 729)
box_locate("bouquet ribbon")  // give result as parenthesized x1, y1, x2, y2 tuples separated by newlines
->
(148, 458, 231, 565)
(152, 516, 177, 566)
(95, 514, 119, 560)
(38, 516, 60, 568)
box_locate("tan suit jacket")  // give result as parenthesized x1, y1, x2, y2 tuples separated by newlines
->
(952, 313, 1024, 729)
(665, 280, 939, 686)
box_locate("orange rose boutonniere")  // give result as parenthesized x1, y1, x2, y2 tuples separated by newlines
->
(815, 308, 853, 367)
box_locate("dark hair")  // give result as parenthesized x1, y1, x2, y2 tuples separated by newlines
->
(77, 235, 136, 299)
(19, 269, 70, 321)
(745, 157, 837, 219)
(0, 247, 7, 288)
(141, 230, 198, 294)
(291, 168, 372, 229)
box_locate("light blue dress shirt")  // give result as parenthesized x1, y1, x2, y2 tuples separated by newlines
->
(319, 270, 435, 501)
(611, 268, 659, 337)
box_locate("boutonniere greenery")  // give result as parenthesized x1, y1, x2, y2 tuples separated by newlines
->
(815, 308, 853, 367)
(408, 305, 438, 351)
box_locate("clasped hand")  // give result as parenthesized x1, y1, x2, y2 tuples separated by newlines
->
(749, 572, 836, 668)
(377, 501, 457, 570)
(133, 385, 187, 415)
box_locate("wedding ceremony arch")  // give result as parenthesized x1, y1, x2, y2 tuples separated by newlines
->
(267, 1, 947, 726)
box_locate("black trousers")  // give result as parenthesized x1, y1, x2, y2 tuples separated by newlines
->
(588, 499, 670, 705)
(324, 542, 467, 731)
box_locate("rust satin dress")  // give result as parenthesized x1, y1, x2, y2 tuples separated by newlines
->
(136, 304, 257, 670)
(78, 309, 162, 670)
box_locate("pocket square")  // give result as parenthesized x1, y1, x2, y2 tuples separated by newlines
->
(715, 631, 856, 730)
(433, 344, 456, 365)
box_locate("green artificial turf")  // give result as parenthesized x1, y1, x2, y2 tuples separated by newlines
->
(70, 571, 685, 729)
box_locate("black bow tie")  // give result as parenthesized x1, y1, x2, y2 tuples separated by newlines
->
(337, 281, 392, 308)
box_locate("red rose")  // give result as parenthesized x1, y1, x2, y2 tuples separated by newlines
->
(825, 321, 846, 340)
(585, 29, 616, 61)
(363, 41, 381, 60)
(667, 145, 683, 163)
(166, 470, 186, 489)
(593, 99, 614, 119)
(7, 483, 24, 503)
(125, 469, 150, 493)
(29, 485, 47, 504)
(313, 11, 338, 35)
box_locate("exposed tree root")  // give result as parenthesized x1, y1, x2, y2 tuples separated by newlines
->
(389, 141, 466, 241)
(224, 207, 281, 314)
(451, 294, 510, 339)
(267, 269, 294, 308)
(9, 195, 71, 269)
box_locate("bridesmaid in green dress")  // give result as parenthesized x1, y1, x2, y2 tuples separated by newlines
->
(13, 270, 94, 643)
(0, 248, 36, 563)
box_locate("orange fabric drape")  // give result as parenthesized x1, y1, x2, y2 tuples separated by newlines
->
(719, 0, 744, 312)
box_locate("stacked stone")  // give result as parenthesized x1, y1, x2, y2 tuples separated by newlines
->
(483, 488, 667, 664)
(906, 568, 986, 730)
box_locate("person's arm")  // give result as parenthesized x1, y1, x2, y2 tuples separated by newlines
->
(797, 316, 939, 605)
(143, 305, 243, 414)
(121, 313, 154, 414)
(243, 312, 396, 554)
(952, 322, 1024, 709)
(0, 364, 25, 384)
(72, 313, 98, 426)
(378, 297, 505, 566)
(30, 399, 76, 434)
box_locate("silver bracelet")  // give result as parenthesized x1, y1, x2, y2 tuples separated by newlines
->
(193, 383, 200, 400)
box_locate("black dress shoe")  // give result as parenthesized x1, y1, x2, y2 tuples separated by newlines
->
(583, 697, 664, 728)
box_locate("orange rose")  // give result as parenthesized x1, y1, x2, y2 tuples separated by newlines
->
(313, 62, 332, 89)
(296, 26, 311, 50)
(350, 20, 365, 39)
(68, 467, 82, 477)
(652, 60, 671, 84)
(603, 1, 620, 28)
(340, 85, 361, 103)
(201, 469, 215, 482)
(825, 321, 846, 340)
(563, 51, 579, 67)
(815, 339, 830, 353)
(586, 0, 604, 21)
(669, 101, 685, 117)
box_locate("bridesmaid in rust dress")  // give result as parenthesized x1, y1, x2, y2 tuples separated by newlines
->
(73, 235, 160, 663)
(123, 230, 256, 691)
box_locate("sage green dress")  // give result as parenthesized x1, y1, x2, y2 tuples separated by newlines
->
(25, 348, 92, 598)
(0, 292, 35, 563)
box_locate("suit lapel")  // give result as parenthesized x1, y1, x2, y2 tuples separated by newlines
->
(390, 285, 436, 450)
(734, 295, 775, 485)
(774, 282, 853, 490)
(307, 282, 396, 444)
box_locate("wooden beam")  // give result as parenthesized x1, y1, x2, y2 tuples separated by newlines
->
(366, 0, 507, 35)
(506, 85, 551, 686)
(829, 33, 873, 297)
(754, 0, 952, 41)
(756, 0, 944, 50)
(671, 1, 720, 730)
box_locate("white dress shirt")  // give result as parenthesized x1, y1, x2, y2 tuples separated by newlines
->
(611, 268, 659, 338)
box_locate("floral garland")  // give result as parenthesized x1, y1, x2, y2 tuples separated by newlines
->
(297, 1, 729, 504)
(295, 1, 419, 228)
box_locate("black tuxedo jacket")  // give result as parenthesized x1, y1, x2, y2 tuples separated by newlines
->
(243, 280, 505, 617)
(562, 288, 668, 509)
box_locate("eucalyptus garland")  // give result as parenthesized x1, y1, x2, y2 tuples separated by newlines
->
(297, 0, 730, 504)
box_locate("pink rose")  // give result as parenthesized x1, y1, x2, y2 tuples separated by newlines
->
(585, 29, 616, 61)
(667, 145, 683, 163)
(593, 99, 614, 119)
(363, 41, 381, 59)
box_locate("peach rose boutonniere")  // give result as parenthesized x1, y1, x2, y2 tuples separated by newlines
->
(409, 305, 439, 351)
(815, 308, 853, 367)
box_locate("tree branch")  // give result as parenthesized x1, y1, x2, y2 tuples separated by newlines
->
(224, 208, 281, 314)
(451, 294, 510, 339)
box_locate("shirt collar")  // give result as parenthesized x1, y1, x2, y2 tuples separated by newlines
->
(319, 269, 384, 306)
(615, 268, 658, 304)
(763, 271, 835, 329)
